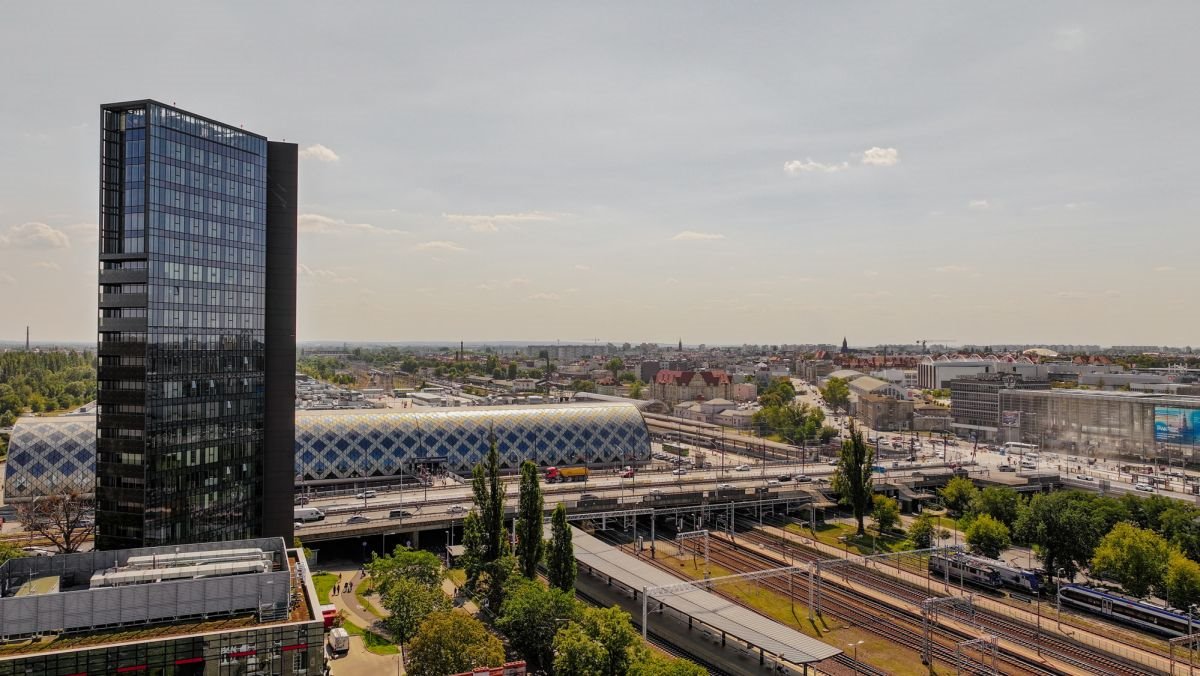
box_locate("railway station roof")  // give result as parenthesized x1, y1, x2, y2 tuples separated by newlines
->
(570, 527, 841, 665)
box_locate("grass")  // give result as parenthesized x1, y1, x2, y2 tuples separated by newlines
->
(342, 618, 400, 655)
(312, 572, 338, 604)
(796, 521, 912, 555)
(657, 548, 948, 674)
(355, 579, 385, 619)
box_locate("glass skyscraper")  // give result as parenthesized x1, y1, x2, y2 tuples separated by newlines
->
(97, 100, 296, 549)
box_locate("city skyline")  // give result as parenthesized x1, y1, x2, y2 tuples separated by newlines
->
(2, 4, 1199, 345)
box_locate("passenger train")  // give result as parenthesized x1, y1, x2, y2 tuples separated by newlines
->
(1058, 584, 1197, 637)
(955, 553, 1041, 593)
(928, 553, 1002, 588)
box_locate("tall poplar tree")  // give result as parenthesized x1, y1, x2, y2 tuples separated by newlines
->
(546, 503, 576, 592)
(831, 423, 874, 536)
(516, 460, 545, 578)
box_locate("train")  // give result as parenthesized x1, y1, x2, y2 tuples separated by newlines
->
(1058, 584, 1197, 637)
(954, 553, 1041, 593)
(928, 553, 1002, 588)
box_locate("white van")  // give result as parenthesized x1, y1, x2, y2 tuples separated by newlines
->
(293, 507, 325, 522)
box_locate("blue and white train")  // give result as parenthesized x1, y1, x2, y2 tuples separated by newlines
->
(956, 554, 1041, 593)
(929, 553, 1002, 588)
(1058, 584, 1197, 637)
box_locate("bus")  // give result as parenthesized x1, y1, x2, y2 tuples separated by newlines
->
(1001, 442, 1038, 458)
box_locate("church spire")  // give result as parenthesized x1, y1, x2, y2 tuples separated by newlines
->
(840, 337, 849, 354)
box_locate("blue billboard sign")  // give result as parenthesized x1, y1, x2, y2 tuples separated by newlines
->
(1155, 407, 1200, 445)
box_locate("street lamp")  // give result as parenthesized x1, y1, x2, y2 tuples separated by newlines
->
(847, 640, 864, 674)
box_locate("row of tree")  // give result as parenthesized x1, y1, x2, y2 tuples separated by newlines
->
(0, 350, 96, 427)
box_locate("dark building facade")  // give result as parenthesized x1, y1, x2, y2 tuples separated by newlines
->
(96, 100, 295, 549)
(948, 374, 1050, 441)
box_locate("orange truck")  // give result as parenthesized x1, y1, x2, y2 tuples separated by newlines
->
(545, 466, 589, 483)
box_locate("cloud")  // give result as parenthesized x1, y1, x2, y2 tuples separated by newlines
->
(0, 272, 14, 284)
(414, 240, 466, 253)
(1153, 266, 1176, 273)
(574, 264, 591, 271)
(1054, 27, 1085, 52)
(1055, 290, 1088, 299)
(860, 147, 900, 166)
(443, 211, 564, 233)
(968, 200, 990, 210)
(671, 230, 725, 241)
(933, 265, 972, 274)
(298, 144, 340, 162)
(784, 159, 849, 174)
(297, 264, 358, 284)
(299, 213, 405, 236)
(0, 222, 70, 248)
(33, 261, 61, 270)
(528, 292, 561, 301)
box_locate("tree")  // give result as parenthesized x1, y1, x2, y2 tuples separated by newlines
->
(757, 378, 797, 408)
(1090, 522, 1171, 598)
(461, 509, 486, 590)
(871, 494, 901, 534)
(576, 605, 641, 676)
(17, 489, 95, 553)
(497, 580, 581, 670)
(965, 514, 1011, 558)
(407, 611, 505, 676)
(569, 378, 596, 393)
(480, 552, 519, 613)
(507, 362, 519, 380)
(831, 424, 874, 536)
(1014, 491, 1103, 580)
(628, 380, 644, 400)
(819, 426, 838, 443)
(553, 622, 608, 676)
(1166, 552, 1200, 610)
(470, 431, 507, 565)
(606, 357, 624, 376)
(515, 460, 545, 578)
(380, 576, 451, 643)
(547, 503, 577, 592)
(971, 486, 1022, 530)
(628, 653, 708, 676)
(820, 377, 851, 414)
(367, 545, 443, 591)
(939, 476, 978, 517)
(908, 512, 935, 548)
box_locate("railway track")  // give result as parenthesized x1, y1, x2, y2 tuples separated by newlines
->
(733, 521, 1161, 676)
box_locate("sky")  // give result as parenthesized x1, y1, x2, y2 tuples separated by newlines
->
(1, 3, 1197, 347)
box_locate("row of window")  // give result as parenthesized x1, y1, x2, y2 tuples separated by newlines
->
(158, 378, 262, 399)
(150, 105, 266, 157)
(150, 133, 263, 180)
(150, 159, 263, 202)
(145, 422, 262, 448)
(150, 284, 263, 310)
(151, 209, 264, 240)
(149, 234, 264, 267)
(147, 184, 259, 223)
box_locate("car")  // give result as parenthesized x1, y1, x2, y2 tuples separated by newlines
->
(999, 465, 1017, 472)
(294, 521, 305, 529)
(718, 483, 735, 490)
(1135, 484, 1155, 493)
(447, 504, 467, 514)
(21, 547, 52, 557)
(672, 468, 688, 476)
(1075, 475, 1095, 482)
(734, 464, 750, 472)
(768, 479, 780, 486)
(621, 469, 635, 478)
(777, 474, 792, 482)
(827, 460, 838, 466)
(355, 490, 377, 499)
(795, 475, 813, 483)
(648, 488, 664, 497)
(294, 495, 310, 505)
(346, 515, 371, 524)
(580, 493, 599, 501)
(389, 509, 415, 519)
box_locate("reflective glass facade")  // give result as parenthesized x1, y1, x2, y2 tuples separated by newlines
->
(97, 100, 295, 550)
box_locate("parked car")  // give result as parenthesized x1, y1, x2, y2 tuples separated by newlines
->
(355, 490, 377, 499)
(347, 515, 371, 524)
(294, 495, 310, 505)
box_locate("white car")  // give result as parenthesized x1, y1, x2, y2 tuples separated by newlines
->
(672, 468, 688, 476)
(447, 504, 467, 514)
(1135, 484, 1154, 493)
(718, 483, 735, 490)
(355, 490, 377, 499)
(734, 464, 750, 472)
(648, 489, 664, 496)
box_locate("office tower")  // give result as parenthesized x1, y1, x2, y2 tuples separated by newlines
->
(96, 100, 296, 549)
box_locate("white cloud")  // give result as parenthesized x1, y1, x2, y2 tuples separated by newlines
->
(298, 144, 340, 162)
(297, 264, 358, 284)
(299, 213, 405, 236)
(0, 222, 70, 248)
(1055, 290, 1088, 299)
(671, 230, 725, 241)
(505, 277, 530, 288)
(933, 265, 972, 274)
(1054, 27, 1086, 52)
(528, 292, 561, 301)
(33, 261, 61, 270)
(574, 264, 591, 271)
(414, 240, 466, 253)
(860, 147, 900, 166)
(968, 200, 990, 210)
(784, 159, 849, 174)
(1153, 266, 1176, 273)
(443, 211, 564, 233)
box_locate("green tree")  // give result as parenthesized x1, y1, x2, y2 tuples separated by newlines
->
(497, 580, 581, 670)
(461, 509, 486, 590)
(380, 576, 451, 643)
(515, 460, 545, 578)
(939, 476, 978, 517)
(0, 542, 23, 565)
(470, 432, 507, 565)
(971, 486, 1022, 530)
(871, 494, 901, 534)
(832, 424, 875, 536)
(908, 512, 935, 549)
(407, 611, 505, 676)
(757, 378, 797, 408)
(569, 379, 596, 393)
(606, 357, 624, 376)
(965, 514, 1011, 558)
(628, 653, 708, 676)
(547, 503, 577, 592)
(820, 377, 851, 414)
(819, 425, 838, 443)
(1160, 505, 1200, 561)
(576, 605, 641, 676)
(628, 380, 644, 400)
(507, 362, 519, 380)
(553, 622, 608, 676)
(367, 545, 443, 591)
(1090, 522, 1171, 598)
(1166, 552, 1200, 610)
(1014, 491, 1103, 580)
(480, 553, 519, 613)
